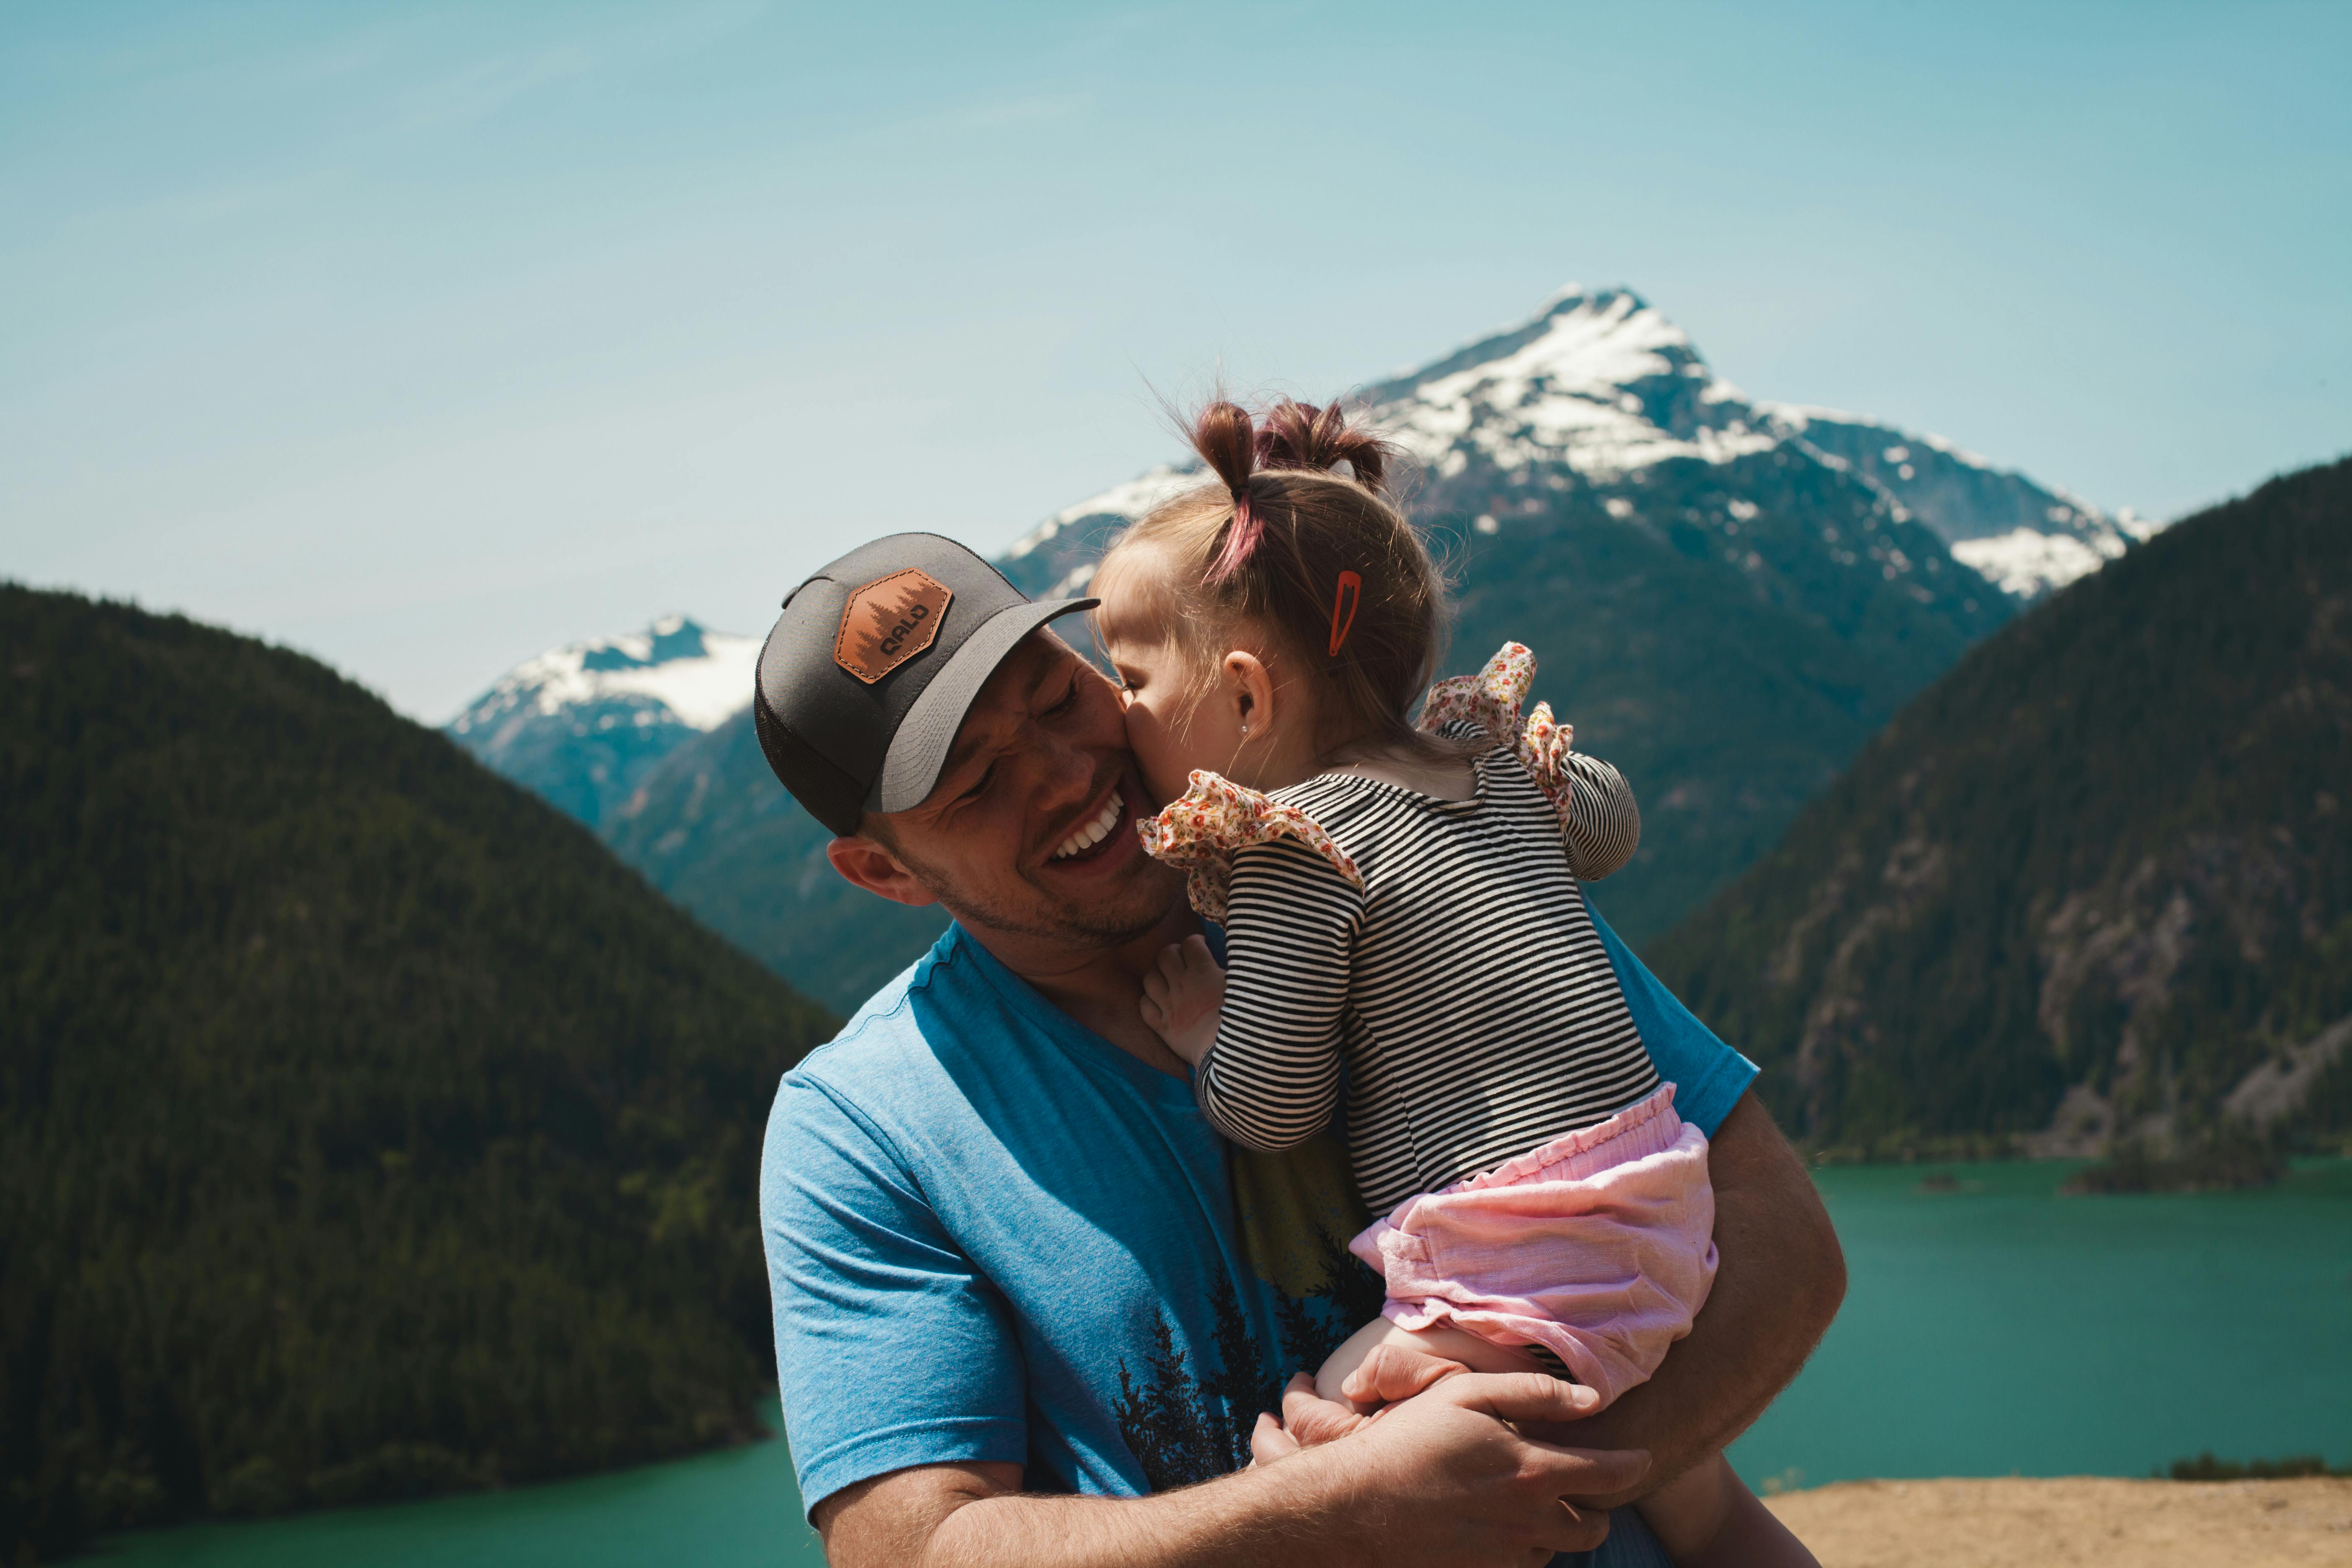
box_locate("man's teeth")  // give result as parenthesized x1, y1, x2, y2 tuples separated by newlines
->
(1051, 794, 1126, 860)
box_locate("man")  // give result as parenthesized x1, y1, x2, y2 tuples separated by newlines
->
(756, 535, 1844, 1566)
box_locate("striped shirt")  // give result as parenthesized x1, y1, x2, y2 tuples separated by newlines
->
(1198, 728, 1655, 1213)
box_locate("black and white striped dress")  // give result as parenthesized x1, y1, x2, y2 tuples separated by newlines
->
(1199, 729, 1655, 1215)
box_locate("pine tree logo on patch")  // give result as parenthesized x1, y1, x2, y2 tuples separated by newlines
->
(834, 569, 952, 684)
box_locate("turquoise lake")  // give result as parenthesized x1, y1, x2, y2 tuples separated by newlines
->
(98, 1159, 2352, 1566)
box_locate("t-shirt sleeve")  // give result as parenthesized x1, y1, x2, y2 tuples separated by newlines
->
(1586, 907, 1757, 1138)
(762, 1069, 1027, 1517)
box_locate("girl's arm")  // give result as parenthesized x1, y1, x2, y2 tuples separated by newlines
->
(1189, 836, 1364, 1153)
(1554, 749, 1640, 882)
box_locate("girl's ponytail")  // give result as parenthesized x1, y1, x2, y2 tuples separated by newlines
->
(1192, 401, 1264, 585)
(1256, 399, 1389, 494)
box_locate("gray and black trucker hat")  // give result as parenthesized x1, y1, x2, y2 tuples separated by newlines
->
(752, 533, 1098, 836)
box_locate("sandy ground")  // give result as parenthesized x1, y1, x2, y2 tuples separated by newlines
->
(1763, 1476, 2352, 1567)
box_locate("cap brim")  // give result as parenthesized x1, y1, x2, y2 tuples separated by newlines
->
(870, 596, 1100, 815)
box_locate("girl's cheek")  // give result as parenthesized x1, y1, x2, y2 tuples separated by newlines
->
(1120, 699, 1191, 802)
(1117, 698, 1162, 762)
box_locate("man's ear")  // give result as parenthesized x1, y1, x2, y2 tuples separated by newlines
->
(825, 834, 940, 908)
(1219, 650, 1279, 736)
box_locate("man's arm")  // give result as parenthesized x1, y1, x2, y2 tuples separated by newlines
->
(815, 1373, 1651, 1568)
(1546, 1090, 1844, 1500)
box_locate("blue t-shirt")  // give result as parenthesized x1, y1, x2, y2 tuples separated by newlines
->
(762, 910, 1755, 1563)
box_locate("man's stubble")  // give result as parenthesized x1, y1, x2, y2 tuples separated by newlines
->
(892, 833, 1183, 952)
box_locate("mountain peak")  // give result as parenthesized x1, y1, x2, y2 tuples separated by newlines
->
(579, 613, 714, 672)
(1360, 285, 1760, 485)
(1537, 281, 1656, 320)
(451, 616, 758, 736)
(444, 616, 763, 828)
(1005, 282, 2145, 602)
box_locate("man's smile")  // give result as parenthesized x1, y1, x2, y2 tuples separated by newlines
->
(1037, 775, 1145, 877)
(1050, 791, 1126, 861)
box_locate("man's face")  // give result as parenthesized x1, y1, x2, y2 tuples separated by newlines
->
(874, 632, 1179, 947)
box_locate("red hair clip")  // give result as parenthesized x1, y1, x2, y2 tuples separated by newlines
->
(1328, 570, 1362, 656)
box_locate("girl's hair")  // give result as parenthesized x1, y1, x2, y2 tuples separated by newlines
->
(1099, 397, 1457, 764)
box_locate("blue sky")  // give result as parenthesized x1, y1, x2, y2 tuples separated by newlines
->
(4, 0, 2345, 720)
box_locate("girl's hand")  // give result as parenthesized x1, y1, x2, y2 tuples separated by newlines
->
(1251, 1350, 1466, 1461)
(1139, 934, 1227, 1067)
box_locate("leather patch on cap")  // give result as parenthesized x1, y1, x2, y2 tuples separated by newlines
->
(834, 569, 953, 684)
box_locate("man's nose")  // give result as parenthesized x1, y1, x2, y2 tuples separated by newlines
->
(1030, 730, 1099, 804)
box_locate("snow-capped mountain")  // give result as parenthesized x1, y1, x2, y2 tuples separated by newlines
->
(1759, 407, 2157, 596)
(1005, 286, 2148, 603)
(456, 284, 2166, 1007)
(999, 285, 2159, 941)
(445, 615, 758, 828)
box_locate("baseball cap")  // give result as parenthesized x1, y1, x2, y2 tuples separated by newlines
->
(752, 533, 1099, 836)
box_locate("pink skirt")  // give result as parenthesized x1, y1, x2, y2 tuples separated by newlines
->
(1347, 1083, 1717, 1409)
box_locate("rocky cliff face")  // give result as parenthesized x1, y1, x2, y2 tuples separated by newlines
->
(1650, 456, 2352, 1154)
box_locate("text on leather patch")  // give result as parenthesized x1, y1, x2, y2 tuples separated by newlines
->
(834, 570, 953, 684)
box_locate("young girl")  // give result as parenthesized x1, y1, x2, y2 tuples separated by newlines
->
(1089, 398, 1816, 1567)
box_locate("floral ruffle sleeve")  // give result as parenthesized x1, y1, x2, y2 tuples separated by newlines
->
(1420, 642, 1641, 882)
(1136, 769, 1365, 924)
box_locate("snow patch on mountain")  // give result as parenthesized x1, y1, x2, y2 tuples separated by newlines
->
(449, 615, 758, 735)
(1007, 464, 1201, 561)
(1758, 401, 2154, 597)
(1948, 529, 2126, 597)
(444, 616, 762, 830)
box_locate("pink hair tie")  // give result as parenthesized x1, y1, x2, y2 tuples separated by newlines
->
(1209, 481, 1263, 583)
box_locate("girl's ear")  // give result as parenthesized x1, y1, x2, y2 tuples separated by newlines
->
(1220, 650, 1278, 736)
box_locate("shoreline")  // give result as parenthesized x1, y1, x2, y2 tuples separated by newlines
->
(1764, 1476, 2352, 1566)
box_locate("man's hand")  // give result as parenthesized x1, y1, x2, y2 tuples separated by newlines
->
(1305, 1369, 1650, 1565)
(816, 1370, 1647, 1568)
(1139, 934, 1226, 1067)
(1252, 1351, 1479, 1460)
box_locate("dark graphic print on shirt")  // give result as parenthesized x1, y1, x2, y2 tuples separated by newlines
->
(1112, 1134, 1385, 1489)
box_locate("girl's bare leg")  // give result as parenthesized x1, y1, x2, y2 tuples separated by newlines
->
(1638, 1455, 1820, 1568)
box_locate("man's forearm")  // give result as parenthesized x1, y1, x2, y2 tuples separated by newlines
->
(817, 1460, 1337, 1568)
(904, 1461, 1335, 1568)
(1547, 1091, 1845, 1502)
(819, 1372, 1642, 1568)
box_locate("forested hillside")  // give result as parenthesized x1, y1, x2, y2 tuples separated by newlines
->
(1650, 458, 2352, 1155)
(0, 588, 833, 1561)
